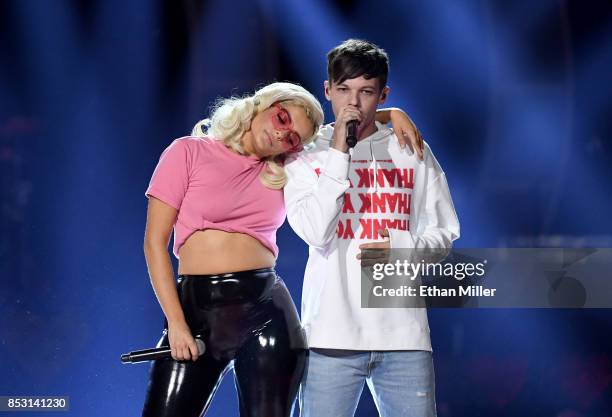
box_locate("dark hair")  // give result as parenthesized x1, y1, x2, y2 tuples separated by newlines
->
(327, 39, 389, 91)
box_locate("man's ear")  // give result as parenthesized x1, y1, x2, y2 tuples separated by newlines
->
(324, 80, 331, 101)
(379, 86, 390, 104)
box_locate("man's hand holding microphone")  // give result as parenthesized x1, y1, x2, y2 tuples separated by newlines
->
(331, 105, 362, 153)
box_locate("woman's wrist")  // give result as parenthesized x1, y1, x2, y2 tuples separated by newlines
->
(375, 107, 409, 125)
(388, 107, 408, 124)
(167, 316, 188, 328)
(375, 108, 392, 124)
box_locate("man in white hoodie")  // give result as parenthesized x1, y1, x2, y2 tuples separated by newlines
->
(284, 39, 460, 417)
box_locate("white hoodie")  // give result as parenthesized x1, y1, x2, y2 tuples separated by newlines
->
(284, 122, 460, 350)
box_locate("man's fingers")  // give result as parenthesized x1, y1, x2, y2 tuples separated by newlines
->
(341, 107, 362, 123)
(360, 256, 391, 267)
(361, 259, 380, 268)
(359, 249, 390, 260)
(359, 242, 388, 250)
(360, 256, 389, 265)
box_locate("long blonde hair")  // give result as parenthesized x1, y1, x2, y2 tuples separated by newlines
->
(192, 82, 324, 189)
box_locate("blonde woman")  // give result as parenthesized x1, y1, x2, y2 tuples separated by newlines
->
(141, 82, 324, 417)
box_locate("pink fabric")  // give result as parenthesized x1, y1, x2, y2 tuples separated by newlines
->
(145, 136, 285, 258)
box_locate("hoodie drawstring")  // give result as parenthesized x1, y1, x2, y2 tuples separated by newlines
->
(370, 135, 379, 193)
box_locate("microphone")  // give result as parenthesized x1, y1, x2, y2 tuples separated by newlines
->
(346, 120, 358, 148)
(121, 337, 206, 363)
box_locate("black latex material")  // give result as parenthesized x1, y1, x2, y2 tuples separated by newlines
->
(141, 268, 307, 417)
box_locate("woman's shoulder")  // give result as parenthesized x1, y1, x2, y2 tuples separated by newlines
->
(167, 135, 228, 157)
(171, 135, 223, 148)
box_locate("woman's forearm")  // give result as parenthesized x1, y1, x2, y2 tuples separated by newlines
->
(375, 108, 394, 124)
(144, 243, 186, 325)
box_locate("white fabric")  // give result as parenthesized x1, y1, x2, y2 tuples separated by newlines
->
(284, 122, 460, 350)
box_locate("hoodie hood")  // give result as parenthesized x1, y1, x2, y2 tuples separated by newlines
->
(317, 121, 394, 193)
(317, 121, 394, 143)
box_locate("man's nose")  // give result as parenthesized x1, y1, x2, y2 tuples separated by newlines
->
(349, 91, 359, 106)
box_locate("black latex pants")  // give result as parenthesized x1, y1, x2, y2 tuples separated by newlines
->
(141, 267, 307, 417)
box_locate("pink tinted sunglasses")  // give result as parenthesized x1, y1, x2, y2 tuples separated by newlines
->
(270, 103, 304, 153)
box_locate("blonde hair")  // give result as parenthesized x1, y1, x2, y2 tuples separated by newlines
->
(191, 82, 324, 189)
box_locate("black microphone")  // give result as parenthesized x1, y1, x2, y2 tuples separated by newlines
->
(346, 120, 358, 148)
(121, 337, 206, 363)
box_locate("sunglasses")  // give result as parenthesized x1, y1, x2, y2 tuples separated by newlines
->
(270, 103, 304, 153)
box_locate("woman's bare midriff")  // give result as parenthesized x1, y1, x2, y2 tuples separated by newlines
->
(178, 229, 276, 275)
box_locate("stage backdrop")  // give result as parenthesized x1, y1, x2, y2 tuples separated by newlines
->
(1, 1, 611, 416)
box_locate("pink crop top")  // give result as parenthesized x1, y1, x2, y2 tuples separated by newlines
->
(145, 136, 285, 258)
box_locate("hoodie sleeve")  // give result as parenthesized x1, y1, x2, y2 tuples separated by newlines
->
(284, 148, 351, 248)
(388, 149, 460, 250)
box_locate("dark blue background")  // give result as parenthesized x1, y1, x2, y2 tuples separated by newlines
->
(1, 1, 611, 416)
